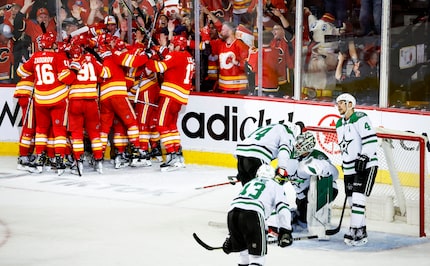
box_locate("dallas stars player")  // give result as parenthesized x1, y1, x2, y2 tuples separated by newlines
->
(335, 93, 378, 246)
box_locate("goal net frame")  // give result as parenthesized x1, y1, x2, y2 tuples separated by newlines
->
(304, 125, 429, 237)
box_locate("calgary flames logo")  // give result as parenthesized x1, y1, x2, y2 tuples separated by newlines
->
(316, 114, 341, 155)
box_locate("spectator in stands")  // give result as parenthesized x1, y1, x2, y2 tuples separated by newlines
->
(359, 0, 382, 35)
(69, 0, 89, 26)
(104, 15, 120, 37)
(14, 0, 56, 53)
(199, 5, 223, 92)
(270, 8, 295, 97)
(2, 3, 20, 28)
(86, 0, 108, 26)
(247, 30, 282, 97)
(324, 0, 347, 29)
(0, 3, 11, 24)
(0, 23, 13, 83)
(231, 0, 256, 27)
(61, 17, 82, 38)
(211, 22, 249, 94)
(336, 45, 380, 105)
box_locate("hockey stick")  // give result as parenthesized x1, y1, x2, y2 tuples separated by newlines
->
(134, 99, 158, 107)
(193, 233, 318, 251)
(195, 180, 239, 190)
(325, 196, 347, 235)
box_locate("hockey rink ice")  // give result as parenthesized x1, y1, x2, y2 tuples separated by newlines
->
(0, 156, 429, 266)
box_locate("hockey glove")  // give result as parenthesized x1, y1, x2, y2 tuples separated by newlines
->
(222, 237, 232, 254)
(275, 167, 288, 185)
(355, 154, 370, 173)
(278, 228, 293, 247)
(69, 61, 81, 72)
(145, 48, 154, 59)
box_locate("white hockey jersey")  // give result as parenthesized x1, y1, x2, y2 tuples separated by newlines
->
(336, 111, 378, 175)
(229, 176, 292, 230)
(234, 123, 299, 175)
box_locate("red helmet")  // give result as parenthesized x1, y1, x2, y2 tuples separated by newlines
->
(39, 32, 56, 49)
(171, 35, 187, 50)
(70, 34, 87, 47)
(69, 44, 83, 59)
(112, 36, 126, 51)
(97, 33, 114, 48)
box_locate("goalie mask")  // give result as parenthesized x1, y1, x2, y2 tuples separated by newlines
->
(256, 164, 275, 179)
(295, 131, 316, 157)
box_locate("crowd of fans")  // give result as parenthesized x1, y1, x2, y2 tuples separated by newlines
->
(0, 0, 386, 100)
(3, 0, 428, 174)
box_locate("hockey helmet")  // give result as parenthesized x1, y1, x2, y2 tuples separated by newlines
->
(112, 36, 127, 51)
(39, 32, 57, 49)
(171, 35, 187, 50)
(295, 131, 316, 157)
(256, 164, 275, 179)
(336, 93, 356, 108)
(69, 44, 83, 59)
(70, 34, 86, 47)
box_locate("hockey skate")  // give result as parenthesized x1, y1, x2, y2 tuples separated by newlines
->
(160, 153, 184, 172)
(149, 146, 163, 163)
(344, 226, 368, 246)
(114, 153, 128, 169)
(130, 149, 152, 167)
(17, 155, 31, 171)
(28, 153, 46, 174)
(71, 160, 84, 176)
(343, 227, 355, 246)
(352, 226, 368, 246)
(55, 155, 67, 176)
(176, 148, 186, 168)
(94, 159, 103, 174)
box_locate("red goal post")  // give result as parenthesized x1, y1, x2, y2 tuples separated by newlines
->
(304, 126, 429, 237)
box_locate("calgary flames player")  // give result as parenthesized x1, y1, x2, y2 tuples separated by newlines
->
(145, 35, 195, 171)
(17, 31, 76, 175)
(67, 34, 105, 175)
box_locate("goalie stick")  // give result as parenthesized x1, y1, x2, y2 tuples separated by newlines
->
(193, 233, 318, 251)
(325, 196, 347, 235)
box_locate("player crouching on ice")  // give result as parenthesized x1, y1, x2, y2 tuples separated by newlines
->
(290, 131, 339, 238)
(222, 164, 293, 266)
(266, 131, 339, 240)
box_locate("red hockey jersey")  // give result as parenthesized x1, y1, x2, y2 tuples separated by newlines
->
(146, 50, 195, 104)
(17, 50, 75, 106)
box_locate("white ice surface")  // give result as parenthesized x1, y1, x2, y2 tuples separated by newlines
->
(0, 156, 429, 266)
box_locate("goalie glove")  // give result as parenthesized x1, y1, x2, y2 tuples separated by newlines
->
(355, 154, 370, 173)
(278, 228, 293, 247)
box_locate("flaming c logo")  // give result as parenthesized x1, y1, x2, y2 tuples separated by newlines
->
(316, 114, 341, 155)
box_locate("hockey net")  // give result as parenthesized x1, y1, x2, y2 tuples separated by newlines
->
(305, 126, 430, 237)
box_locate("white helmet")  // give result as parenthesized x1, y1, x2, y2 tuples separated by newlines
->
(256, 164, 275, 179)
(336, 93, 356, 108)
(295, 132, 316, 157)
